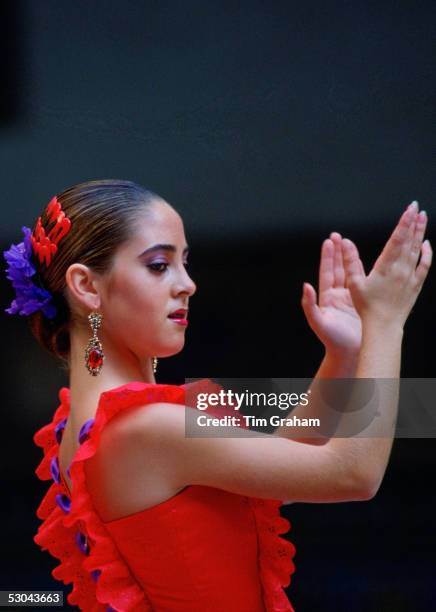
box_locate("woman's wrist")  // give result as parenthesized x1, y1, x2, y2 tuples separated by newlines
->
(356, 318, 404, 379)
(321, 347, 360, 378)
(361, 315, 404, 339)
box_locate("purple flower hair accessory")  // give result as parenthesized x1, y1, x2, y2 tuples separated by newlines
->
(3, 226, 57, 319)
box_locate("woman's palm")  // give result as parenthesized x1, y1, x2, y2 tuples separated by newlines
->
(302, 233, 362, 354)
(316, 285, 361, 351)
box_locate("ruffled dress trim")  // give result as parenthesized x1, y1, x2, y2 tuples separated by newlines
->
(33, 380, 296, 612)
(248, 498, 296, 611)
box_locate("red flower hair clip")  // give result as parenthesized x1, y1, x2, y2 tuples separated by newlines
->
(31, 196, 72, 267)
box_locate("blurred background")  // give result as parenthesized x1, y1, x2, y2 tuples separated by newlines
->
(1, 1, 435, 610)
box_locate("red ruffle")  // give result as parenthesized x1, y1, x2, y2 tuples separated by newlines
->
(33, 381, 296, 611)
(248, 499, 296, 611)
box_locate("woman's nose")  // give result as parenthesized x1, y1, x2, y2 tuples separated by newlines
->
(187, 276, 197, 296)
(174, 267, 197, 297)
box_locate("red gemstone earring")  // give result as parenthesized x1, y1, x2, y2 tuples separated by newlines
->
(85, 312, 104, 376)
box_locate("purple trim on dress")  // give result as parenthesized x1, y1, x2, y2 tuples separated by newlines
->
(75, 530, 90, 555)
(54, 417, 67, 444)
(55, 493, 71, 513)
(78, 418, 95, 444)
(90, 569, 101, 583)
(50, 456, 61, 484)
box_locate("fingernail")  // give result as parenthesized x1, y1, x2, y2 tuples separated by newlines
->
(419, 210, 427, 218)
(408, 201, 419, 210)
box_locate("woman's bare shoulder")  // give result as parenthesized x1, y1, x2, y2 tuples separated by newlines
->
(84, 402, 188, 522)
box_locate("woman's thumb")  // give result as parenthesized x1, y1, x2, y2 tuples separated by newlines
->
(301, 282, 321, 326)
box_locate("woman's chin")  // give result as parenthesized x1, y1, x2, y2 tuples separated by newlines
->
(155, 340, 185, 358)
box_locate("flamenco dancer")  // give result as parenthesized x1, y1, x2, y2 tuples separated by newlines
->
(3, 180, 431, 611)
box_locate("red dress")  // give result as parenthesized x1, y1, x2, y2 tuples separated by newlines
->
(33, 380, 296, 611)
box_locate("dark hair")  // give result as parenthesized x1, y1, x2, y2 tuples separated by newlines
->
(28, 179, 159, 366)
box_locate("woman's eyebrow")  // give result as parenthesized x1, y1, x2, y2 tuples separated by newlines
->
(138, 244, 189, 258)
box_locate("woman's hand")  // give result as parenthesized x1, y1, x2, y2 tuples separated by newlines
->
(341, 202, 431, 329)
(301, 232, 362, 357)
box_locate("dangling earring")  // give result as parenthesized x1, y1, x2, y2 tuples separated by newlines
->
(152, 357, 158, 374)
(85, 312, 104, 376)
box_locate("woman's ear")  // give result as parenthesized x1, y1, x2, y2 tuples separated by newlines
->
(65, 263, 101, 313)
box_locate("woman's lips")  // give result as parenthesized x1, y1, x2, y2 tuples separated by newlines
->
(169, 318, 188, 326)
(168, 310, 188, 326)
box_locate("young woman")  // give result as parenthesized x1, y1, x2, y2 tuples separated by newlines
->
(4, 180, 431, 611)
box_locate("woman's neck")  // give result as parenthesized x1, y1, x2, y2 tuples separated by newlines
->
(67, 326, 155, 422)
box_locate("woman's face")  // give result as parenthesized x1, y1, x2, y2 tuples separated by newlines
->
(98, 199, 196, 360)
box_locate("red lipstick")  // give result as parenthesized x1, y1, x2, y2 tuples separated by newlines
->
(168, 308, 188, 326)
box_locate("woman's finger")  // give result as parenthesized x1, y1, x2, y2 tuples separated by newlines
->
(408, 210, 428, 268)
(400, 211, 418, 264)
(338, 236, 365, 277)
(330, 232, 345, 288)
(373, 202, 418, 272)
(341, 239, 365, 287)
(301, 282, 323, 329)
(319, 239, 334, 295)
(414, 240, 433, 289)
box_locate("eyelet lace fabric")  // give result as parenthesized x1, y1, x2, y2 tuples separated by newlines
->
(248, 499, 296, 611)
(33, 381, 296, 611)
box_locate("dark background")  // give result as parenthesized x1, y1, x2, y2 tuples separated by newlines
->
(1, 1, 435, 610)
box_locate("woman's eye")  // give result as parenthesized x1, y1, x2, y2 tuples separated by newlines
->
(147, 262, 169, 273)
(147, 261, 189, 273)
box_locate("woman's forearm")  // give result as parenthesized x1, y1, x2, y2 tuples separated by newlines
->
(317, 349, 359, 378)
(274, 320, 403, 494)
(272, 350, 359, 444)
(326, 320, 403, 494)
